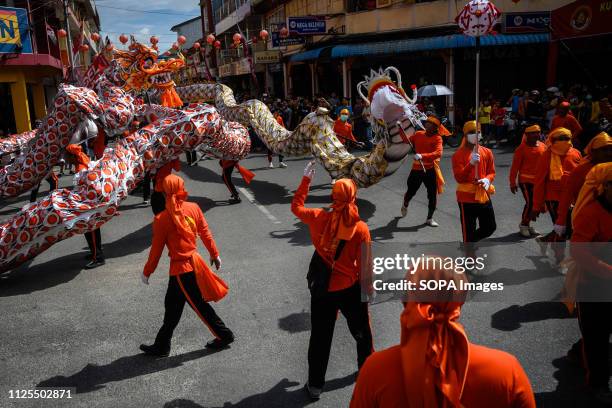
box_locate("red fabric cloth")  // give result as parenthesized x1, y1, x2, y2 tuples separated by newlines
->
(532, 148, 582, 211)
(333, 119, 357, 144)
(291, 176, 371, 292)
(555, 161, 594, 226)
(409, 130, 443, 170)
(551, 113, 582, 140)
(509, 141, 546, 186)
(219, 160, 255, 184)
(451, 145, 496, 203)
(93, 128, 106, 159)
(275, 115, 285, 128)
(571, 199, 612, 279)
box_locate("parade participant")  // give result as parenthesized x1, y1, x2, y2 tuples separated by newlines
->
(551, 101, 583, 144)
(452, 121, 496, 254)
(509, 124, 547, 237)
(268, 111, 287, 168)
(400, 116, 445, 227)
(333, 108, 358, 147)
(292, 162, 373, 401)
(154, 159, 181, 192)
(350, 258, 536, 408)
(553, 132, 612, 238)
(570, 163, 612, 404)
(532, 128, 582, 228)
(29, 170, 59, 203)
(219, 159, 254, 204)
(66, 144, 104, 269)
(140, 174, 234, 356)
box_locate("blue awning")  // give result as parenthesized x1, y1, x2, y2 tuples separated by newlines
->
(288, 33, 549, 62)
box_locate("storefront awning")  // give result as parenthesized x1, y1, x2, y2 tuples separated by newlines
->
(289, 33, 549, 62)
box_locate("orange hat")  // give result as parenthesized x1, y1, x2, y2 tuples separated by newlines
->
(525, 124, 541, 133)
(560, 101, 570, 108)
(340, 108, 350, 116)
(426, 116, 441, 127)
(572, 163, 612, 228)
(463, 120, 479, 135)
(583, 132, 611, 157)
(319, 179, 360, 255)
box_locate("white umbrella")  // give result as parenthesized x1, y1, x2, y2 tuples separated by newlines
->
(417, 85, 453, 97)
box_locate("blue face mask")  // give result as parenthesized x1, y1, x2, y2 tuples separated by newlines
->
(340, 115, 349, 122)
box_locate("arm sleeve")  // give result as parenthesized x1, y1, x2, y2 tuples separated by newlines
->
(452, 151, 474, 183)
(485, 150, 496, 182)
(291, 176, 320, 224)
(511, 357, 537, 408)
(509, 147, 523, 187)
(532, 153, 549, 211)
(357, 227, 373, 294)
(420, 136, 443, 161)
(197, 207, 220, 259)
(143, 218, 166, 277)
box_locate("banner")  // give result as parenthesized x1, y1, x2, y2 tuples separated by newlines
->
(502, 12, 550, 33)
(254, 50, 280, 64)
(0, 6, 33, 54)
(551, 0, 612, 40)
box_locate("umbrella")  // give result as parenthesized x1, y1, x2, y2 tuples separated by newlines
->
(417, 85, 453, 97)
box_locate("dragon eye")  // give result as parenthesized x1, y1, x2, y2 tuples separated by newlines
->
(143, 58, 154, 68)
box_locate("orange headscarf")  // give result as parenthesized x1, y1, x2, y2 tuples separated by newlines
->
(547, 127, 572, 181)
(401, 259, 469, 407)
(66, 144, 91, 170)
(161, 174, 194, 239)
(582, 132, 611, 162)
(319, 179, 360, 255)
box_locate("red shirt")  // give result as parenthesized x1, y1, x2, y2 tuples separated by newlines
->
(509, 142, 546, 186)
(351, 343, 536, 408)
(452, 145, 496, 203)
(409, 130, 442, 170)
(144, 201, 219, 277)
(551, 114, 582, 140)
(555, 161, 594, 226)
(492, 107, 506, 126)
(291, 176, 371, 292)
(333, 119, 356, 144)
(532, 148, 582, 210)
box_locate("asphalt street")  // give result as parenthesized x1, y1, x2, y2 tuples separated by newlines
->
(0, 146, 603, 407)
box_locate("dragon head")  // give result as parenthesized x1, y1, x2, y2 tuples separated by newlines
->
(111, 36, 184, 93)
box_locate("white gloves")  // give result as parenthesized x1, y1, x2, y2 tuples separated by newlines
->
(478, 178, 491, 191)
(553, 224, 567, 237)
(470, 153, 480, 166)
(141, 273, 149, 285)
(210, 256, 222, 270)
(414, 153, 422, 161)
(304, 161, 316, 179)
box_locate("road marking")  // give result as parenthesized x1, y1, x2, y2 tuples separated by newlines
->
(238, 187, 281, 224)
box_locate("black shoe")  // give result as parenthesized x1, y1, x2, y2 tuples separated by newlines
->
(229, 196, 241, 204)
(206, 337, 234, 349)
(85, 258, 105, 269)
(139, 343, 170, 357)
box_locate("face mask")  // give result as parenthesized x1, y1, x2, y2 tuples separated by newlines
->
(340, 115, 349, 122)
(466, 133, 478, 144)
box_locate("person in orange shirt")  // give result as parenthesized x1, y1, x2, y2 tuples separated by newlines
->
(333, 108, 358, 147)
(551, 101, 583, 144)
(451, 121, 496, 254)
(268, 111, 287, 168)
(140, 174, 234, 356)
(400, 116, 445, 227)
(292, 162, 373, 401)
(570, 163, 612, 404)
(532, 127, 582, 229)
(350, 258, 536, 408)
(509, 124, 547, 237)
(66, 144, 105, 269)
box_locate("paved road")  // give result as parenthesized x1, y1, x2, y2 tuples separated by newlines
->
(0, 146, 600, 407)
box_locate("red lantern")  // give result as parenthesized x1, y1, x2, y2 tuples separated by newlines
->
(119, 34, 128, 44)
(193, 42, 201, 49)
(213, 40, 221, 49)
(105, 43, 114, 52)
(279, 27, 289, 38)
(91, 32, 100, 42)
(150, 36, 159, 45)
(206, 34, 215, 44)
(259, 29, 269, 40)
(79, 44, 89, 52)
(171, 42, 179, 50)
(177, 35, 187, 45)
(232, 33, 242, 43)
(57, 29, 67, 38)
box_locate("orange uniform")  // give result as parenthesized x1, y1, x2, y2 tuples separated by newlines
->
(291, 176, 370, 292)
(143, 201, 219, 277)
(409, 130, 442, 170)
(555, 161, 594, 226)
(452, 145, 496, 203)
(350, 343, 536, 408)
(551, 113, 582, 140)
(532, 148, 582, 211)
(333, 119, 357, 144)
(509, 141, 546, 186)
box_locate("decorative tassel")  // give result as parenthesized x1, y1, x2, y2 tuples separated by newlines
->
(160, 87, 183, 108)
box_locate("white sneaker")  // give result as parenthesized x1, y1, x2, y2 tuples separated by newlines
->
(426, 218, 439, 227)
(528, 226, 540, 236)
(279, 162, 287, 168)
(519, 224, 531, 238)
(305, 382, 321, 401)
(268, 162, 274, 168)
(400, 206, 407, 218)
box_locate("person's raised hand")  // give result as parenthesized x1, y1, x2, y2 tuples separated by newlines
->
(470, 153, 480, 166)
(303, 161, 316, 179)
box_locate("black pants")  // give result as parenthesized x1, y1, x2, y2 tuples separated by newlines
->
(222, 165, 239, 198)
(142, 172, 152, 202)
(30, 173, 59, 203)
(458, 201, 496, 243)
(403, 168, 437, 219)
(518, 182, 534, 226)
(154, 272, 234, 349)
(186, 150, 197, 165)
(267, 149, 284, 163)
(84, 228, 103, 261)
(577, 301, 612, 388)
(308, 283, 373, 388)
(545, 200, 560, 225)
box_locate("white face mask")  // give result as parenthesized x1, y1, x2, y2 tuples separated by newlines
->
(466, 133, 478, 144)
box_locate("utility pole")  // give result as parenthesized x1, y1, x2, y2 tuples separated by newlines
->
(63, 0, 75, 81)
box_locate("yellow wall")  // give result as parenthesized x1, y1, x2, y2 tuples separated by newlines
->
(285, 0, 344, 17)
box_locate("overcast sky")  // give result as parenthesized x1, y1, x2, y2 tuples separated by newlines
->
(95, 0, 201, 53)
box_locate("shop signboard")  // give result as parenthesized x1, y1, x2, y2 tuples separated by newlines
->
(503, 12, 550, 33)
(254, 50, 280, 64)
(288, 16, 326, 35)
(0, 6, 33, 53)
